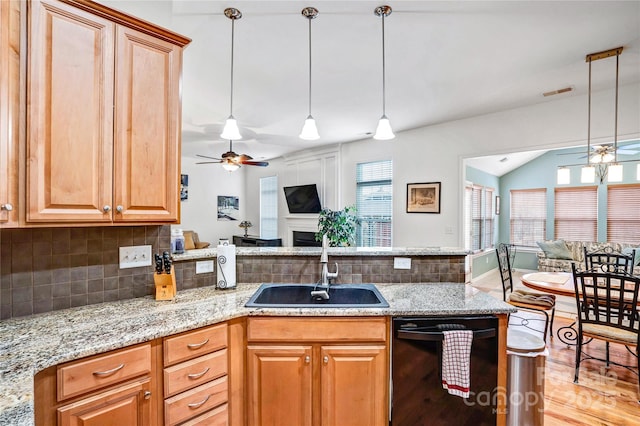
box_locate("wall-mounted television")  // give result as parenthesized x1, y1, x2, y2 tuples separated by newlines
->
(283, 184, 322, 213)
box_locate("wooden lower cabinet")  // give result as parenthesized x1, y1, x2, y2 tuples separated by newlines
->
(57, 378, 152, 426)
(247, 345, 313, 426)
(320, 345, 387, 426)
(246, 317, 389, 426)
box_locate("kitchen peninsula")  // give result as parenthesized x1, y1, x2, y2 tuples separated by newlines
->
(0, 280, 513, 426)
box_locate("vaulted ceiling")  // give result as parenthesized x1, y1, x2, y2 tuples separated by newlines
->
(101, 1, 640, 165)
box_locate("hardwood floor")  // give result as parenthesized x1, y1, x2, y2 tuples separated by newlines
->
(544, 316, 639, 426)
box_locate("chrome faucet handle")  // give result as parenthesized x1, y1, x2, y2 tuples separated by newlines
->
(326, 262, 338, 280)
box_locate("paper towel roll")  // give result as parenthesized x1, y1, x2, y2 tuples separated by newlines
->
(217, 243, 236, 289)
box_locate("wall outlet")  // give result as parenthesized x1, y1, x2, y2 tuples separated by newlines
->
(196, 260, 215, 274)
(119, 245, 152, 269)
(394, 257, 411, 270)
(445, 226, 453, 235)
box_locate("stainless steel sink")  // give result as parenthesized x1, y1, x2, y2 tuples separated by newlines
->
(245, 283, 389, 308)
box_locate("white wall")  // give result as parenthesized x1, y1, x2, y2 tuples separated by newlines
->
(176, 156, 247, 244)
(193, 82, 640, 247)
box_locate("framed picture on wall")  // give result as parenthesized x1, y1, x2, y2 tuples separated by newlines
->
(217, 195, 239, 221)
(407, 182, 441, 214)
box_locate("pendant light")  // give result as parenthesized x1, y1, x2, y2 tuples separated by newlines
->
(374, 5, 394, 140)
(581, 47, 624, 184)
(299, 7, 320, 140)
(220, 8, 242, 140)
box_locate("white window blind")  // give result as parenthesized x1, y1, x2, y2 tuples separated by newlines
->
(554, 186, 597, 241)
(259, 176, 278, 239)
(356, 160, 392, 247)
(465, 184, 494, 250)
(510, 188, 546, 246)
(607, 184, 640, 244)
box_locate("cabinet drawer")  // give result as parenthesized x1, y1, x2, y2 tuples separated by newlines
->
(164, 376, 228, 426)
(247, 317, 387, 342)
(164, 349, 228, 397)
(180, 403, 228, 426)
(57, 343, 151, 400)
(164, 323, 227, 366)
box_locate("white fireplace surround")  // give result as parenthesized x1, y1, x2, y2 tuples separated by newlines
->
(285, 214, 319, 246)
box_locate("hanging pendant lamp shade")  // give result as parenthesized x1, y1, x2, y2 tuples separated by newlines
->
(299, 7, 320, 140)
(221, 8, 243, 140)
(374, 5, 394, 140)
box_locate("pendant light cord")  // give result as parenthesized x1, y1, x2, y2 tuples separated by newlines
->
(587, 58, 591, 165)
(229, 18, 235, 116)
(308, 16, 312, 116)
(381, 13, 386, 116)
(614, 52, 619, 163)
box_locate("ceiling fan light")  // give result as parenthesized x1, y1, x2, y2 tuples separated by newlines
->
(601, 152, 615, 163)
(557, 167, 571, 185)
(374, 116, 395, 140)
(299, 116, 320, 140)
(608, 163, 623, 182)
(222, 162, 240, 172)
(581, 165, 595, 183)
(221, 116, 242, 140)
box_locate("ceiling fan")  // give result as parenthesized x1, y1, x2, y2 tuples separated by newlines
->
(196, 140, 269, 170)
(557, 141, 640, 159)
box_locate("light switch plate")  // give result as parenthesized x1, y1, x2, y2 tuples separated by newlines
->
(119, 245, 152, 269)
(394, 257, 411, 270)
(196, 260, 215, 274)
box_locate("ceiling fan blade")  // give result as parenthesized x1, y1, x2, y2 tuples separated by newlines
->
(615, 149, 638, 155)
(196, 154, 222, 160)
(196, 161, 223, 164)
(242, 160, 269, 167)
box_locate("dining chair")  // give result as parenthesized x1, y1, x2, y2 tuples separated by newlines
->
(496, 243, 556, 342)
(583, 246, 635, 275)
(571, 263, 640, 402)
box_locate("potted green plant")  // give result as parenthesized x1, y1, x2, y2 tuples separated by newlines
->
(316, 205, 359, 247)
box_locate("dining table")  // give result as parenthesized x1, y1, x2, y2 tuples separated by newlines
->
(521, 270, 640, 345)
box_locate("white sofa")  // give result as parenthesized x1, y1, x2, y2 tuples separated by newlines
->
(537, 240, 640, 274)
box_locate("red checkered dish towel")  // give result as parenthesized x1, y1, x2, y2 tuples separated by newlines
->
(441, 329, 473, 398)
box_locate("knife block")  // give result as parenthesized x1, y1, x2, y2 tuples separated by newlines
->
(154, 267, 177, 301)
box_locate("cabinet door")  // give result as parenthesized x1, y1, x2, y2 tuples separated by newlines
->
(113, 25, 181, 222)
(247, 345, 312, 426)
(27, 0, 114, 222)
(320, 345, 388, 426)
(57, 378, 151, 426)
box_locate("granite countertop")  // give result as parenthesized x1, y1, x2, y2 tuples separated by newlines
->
(173, 246, 471, 261)
(0, 282, 513, 426)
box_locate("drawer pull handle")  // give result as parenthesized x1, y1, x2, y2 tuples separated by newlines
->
(187, 367, 210, 380)
(92, 363, 125, 377)
(187, 338, 209, 349)
(187, 394, 211, 409)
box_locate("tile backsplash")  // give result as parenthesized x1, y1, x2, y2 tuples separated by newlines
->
(0, 226, 171, 319)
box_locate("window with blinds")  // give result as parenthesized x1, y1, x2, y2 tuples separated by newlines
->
(510, 188, 546, 246)
(356, 160, 392, 247)
(554, 186, 597, 241)
(259, 176, 278, 239)
(464, 184, 494, 250)
(607, 184, 640, 244)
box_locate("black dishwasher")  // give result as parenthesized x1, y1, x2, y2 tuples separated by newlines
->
(391, 316, 499, 426)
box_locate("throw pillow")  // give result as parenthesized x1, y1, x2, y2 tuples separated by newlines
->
(536, 240, 573, 260)
(183, 231, 196, 250)
(621, 247, 640, 266)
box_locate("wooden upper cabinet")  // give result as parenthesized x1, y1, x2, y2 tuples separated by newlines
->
(0, 0, 21, 227)
(26, 0, 189, 224)
(114, 25, 181, 222)
(27, 0, 115, 223)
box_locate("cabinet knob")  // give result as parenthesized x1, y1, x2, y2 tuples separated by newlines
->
(305, 355, 310, 364)
(144, 391, 151, 400)
(0, 203, 13, 211)
(103, 205, 111, 212)
(116, 205, 124, 213)
(323, 356, 329, 364)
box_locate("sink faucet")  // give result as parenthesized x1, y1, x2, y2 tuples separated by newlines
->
(311, 234, 338, 300)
